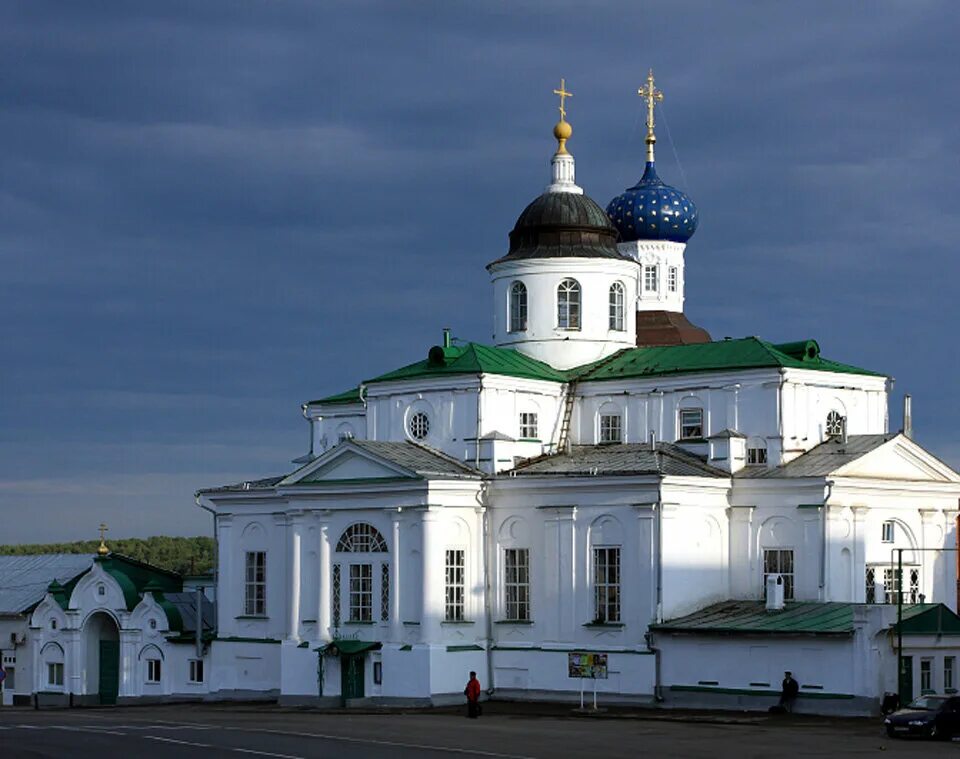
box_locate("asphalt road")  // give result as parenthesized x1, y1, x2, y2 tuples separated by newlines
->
(1, 703, 958, 758)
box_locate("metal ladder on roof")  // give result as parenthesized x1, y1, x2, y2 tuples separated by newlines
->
(556, 380, 577, 453)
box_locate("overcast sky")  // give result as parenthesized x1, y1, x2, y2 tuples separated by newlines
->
(2, 1, 958, 543)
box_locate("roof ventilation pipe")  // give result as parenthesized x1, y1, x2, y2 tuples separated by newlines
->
(903, 394, 912, 439)
(649, 430, 656, 452)
(765, 575, 785, 612)
(840, 416, 848, 446)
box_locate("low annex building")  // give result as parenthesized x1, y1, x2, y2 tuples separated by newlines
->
(196, 75, 960, 713)
(1, 547, 214, 706)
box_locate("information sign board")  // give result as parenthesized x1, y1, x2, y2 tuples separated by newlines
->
(567, 652, 608, 680)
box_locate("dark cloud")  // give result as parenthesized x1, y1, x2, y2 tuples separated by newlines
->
(1, 1, 958, 541)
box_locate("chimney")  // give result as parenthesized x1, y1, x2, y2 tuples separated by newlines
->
(903, 394, 912, 439)
(765, 575, 785, 612)
(840, 416, 848, 445)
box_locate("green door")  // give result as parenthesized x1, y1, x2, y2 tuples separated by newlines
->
(99, 640, 120, 705)
(899, 655, 913, 706)
(341, 655, 364, 702)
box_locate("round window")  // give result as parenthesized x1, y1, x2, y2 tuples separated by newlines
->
(409, 412, 430, 440)
(826, 410, 843, 437)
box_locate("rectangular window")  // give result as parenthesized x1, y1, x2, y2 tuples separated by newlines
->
(373, 660, 383, 685)
(668, 266, 678, 292)
(349, 564, 373, 622)
(921, 658, 933, 693)
(865, 566, 877, 604)
(746, 446, 768, 465)
(946, 657, 955, 692)
(504, 548, 531, 622)
(445, 549, 465, 622)
(146, 659, 161, 683)
(679, 408, 703, 440)
(883, 567, 921, 604)
(332, 564, 341, 628)
(763, 549, 794, 600)
(244, 551, 266, 616)
(189, 659, 204, 683)
(380, 563, 390, 622)
(881, 521, 895, 543)
(47, 662, 64, 687)
(593, 547, 621, 623)
(519, 412, 538, 440)
(599, 414, 623, 444)
(644, 265, 658, 292)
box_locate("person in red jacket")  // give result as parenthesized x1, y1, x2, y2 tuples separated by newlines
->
(464, 671, 481, 718)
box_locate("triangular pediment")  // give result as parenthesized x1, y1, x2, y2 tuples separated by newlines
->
(833, 435, 960, 483)
(280, 441, 418, 486)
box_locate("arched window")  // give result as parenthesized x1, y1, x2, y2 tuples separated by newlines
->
(509, 281, 527, 332)
(608, 282, 625, 331)
(409, 411, 430, 440)
(336, 523, 388, 553)
(826, 410, 843, 438)
(557, 279, 581, 330)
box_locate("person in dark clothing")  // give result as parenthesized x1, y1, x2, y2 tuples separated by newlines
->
(779, 671, 800, 712)
(464, 671, 481, 718)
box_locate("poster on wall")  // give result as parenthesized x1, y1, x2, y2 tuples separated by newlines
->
(568, 652, 608, 680)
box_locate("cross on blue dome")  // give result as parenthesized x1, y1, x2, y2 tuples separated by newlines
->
(605, 161, 699, 244)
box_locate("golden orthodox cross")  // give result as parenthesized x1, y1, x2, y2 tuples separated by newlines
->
(638, 69, 664, 161)
(98, 522, 109, 555)
(553, 78, 572, 122)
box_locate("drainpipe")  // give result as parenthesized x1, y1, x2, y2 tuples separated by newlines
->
(195, 587, 203, 660)
(475, 380, 483, 470)
(195, 495, 218, 621)
(652, 469, 664, 701)
(477, 482, 494, 696)
(820, 480, 834, 600)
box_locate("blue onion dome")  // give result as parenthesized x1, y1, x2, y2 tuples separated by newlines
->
(606, 162, 698, 244)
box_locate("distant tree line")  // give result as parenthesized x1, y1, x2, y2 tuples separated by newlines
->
(0, 536, 216, 576)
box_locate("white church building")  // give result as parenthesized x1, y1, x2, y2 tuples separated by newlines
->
(197, 74, 960, 714)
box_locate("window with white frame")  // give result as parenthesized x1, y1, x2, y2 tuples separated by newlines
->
(445, 549, 465, 621)
(349, 564, 373, 622)
(825, 410, 843, 437)
(146, 658, 161, 683)
(519, 412, 538, 440)
(644, 265, 658, 292)
(608, 282, 625, 331)
(763, 549, 794, 600)
(882, 566, 920, 604)
(557, 279, 581, 330)
(380, 563, 390, 622)
(509, 281, 528, 332)
(332, 564, 341, 628)
(921, 658, 933, 693)
(337, 523, 388, 553)
(881, 521, 895, 543)
(47, 662, 64, 687)
(668, 266, 678, 292)
(189, 659, 204, 683)
(409, 411, 430, 440)
(599, 414, 623, 444)
(244, 551, 266, 616)
(679, 408, 703, 440)
(503, 548, 530, 622)
(747, 443, 768, 465)
(593, 547, 621, 623)
(945, 656, 955, 692)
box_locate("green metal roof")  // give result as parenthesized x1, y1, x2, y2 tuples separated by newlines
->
(894, 604, 960, 635)
(310, 386, 362, 406)
(575, 337, 882, 382)
(364, 342, 569, 386)
(308, 336, 882, 402)
(652, 601, 858, 636)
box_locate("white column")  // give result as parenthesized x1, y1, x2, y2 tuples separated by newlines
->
(288, 516, 303, 641)
(420, 509, 442, 643)
(216, 514, 233, 629)
(852, 506, 868, 603)
(390, 511, 402, 642)
(317, 517, 332, 642)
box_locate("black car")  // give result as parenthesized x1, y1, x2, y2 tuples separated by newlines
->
(884, 695, 960, 739)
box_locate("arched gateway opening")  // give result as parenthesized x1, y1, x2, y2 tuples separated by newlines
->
(84, 612, 120, 704)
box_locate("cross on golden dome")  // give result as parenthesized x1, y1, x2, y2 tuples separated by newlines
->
(97, 522, 109, 556)
(637, 69, 664, 162)
(553, 78, 572, 122)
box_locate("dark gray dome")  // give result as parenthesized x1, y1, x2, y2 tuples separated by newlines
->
(488, 191, 625, 267)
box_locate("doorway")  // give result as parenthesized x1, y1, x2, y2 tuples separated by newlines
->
(341, 655, 365, 702)
(84, 612, 120, 705)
